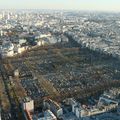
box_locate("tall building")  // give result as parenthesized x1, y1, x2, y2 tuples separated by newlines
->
(22, 97, 34, 113)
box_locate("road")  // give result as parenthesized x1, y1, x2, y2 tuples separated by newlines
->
(0, 61, 19, 120)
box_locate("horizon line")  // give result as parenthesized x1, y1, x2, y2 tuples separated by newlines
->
(0, 8, 120, 13)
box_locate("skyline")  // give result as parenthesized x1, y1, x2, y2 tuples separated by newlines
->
(0, 0, 120, 12)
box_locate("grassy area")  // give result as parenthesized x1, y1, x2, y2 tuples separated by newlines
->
(5, 45, 120, 101)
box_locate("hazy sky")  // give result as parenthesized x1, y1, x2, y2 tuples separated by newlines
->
(0, 0, 120, 11)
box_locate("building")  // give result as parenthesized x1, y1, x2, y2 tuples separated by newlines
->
(22, 97, 34, 113)
(70, 89, 119, 119)
(32, 110, 57, 120)
(44, 99, 63, 118)
(22, 98, 57, 120)
(0, 42, 14, 58)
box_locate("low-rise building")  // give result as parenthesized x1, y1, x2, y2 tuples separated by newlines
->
(32, 110, 57, 120)
(44, 99, 63, 118)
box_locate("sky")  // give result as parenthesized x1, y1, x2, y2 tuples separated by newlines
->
(0, 0, 120, 11)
